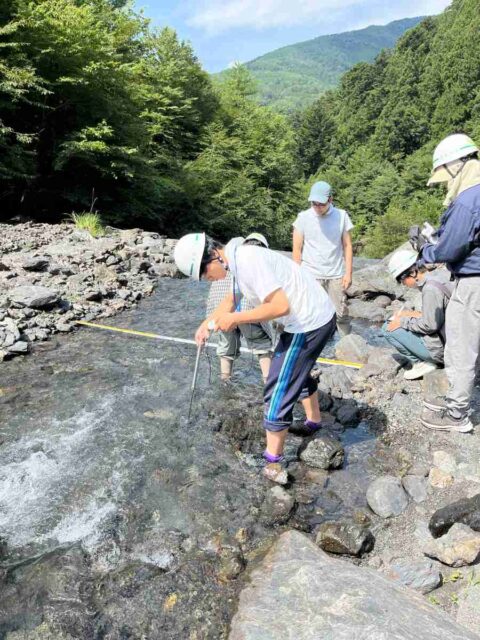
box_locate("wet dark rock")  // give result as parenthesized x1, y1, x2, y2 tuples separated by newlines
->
(300, 435, 344, 470)
(429, 494, 480, 538)
(229, 530, 477, 640)
(423, 524, 480, 567)
(366, 476, 409, 518)
(315, 521, 374, 556)
(262, 463, 289, 485)
(386, 558, 442, 594)
(335, 334, 371, 364)
(260, 486, 295, 525)
(402, 475, 428, 504)
(335, 402, 359, 427)
(318, 389, 333, 411)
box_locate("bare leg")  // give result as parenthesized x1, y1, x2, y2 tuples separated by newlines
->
(301, 390, 321, 423)
(220, 357, 233, 381)
(265, 428, 289, 456)
(258, 354, 272, 383)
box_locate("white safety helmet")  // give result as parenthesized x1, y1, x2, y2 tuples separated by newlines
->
(388, 249, 419, 281)
(428, 133, 479, 185)
(174, 232, 206, 280)
(244, 232, 269, 248)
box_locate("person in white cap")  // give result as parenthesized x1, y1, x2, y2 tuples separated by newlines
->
(174, 232, 336, 481)
(383, 249, 453, 380)
(409, 133, 480, 433)
(206, 233, 273, 382)
(292, 181, 353, 336)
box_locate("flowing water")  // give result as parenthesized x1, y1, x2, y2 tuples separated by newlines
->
(0, 279, 386, 639)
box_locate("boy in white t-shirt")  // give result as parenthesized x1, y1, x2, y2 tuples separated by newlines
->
(174, 233, 336, 482)
(293, 181, 354, 336)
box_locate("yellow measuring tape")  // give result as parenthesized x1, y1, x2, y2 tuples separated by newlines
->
(77, 320, 363, 369)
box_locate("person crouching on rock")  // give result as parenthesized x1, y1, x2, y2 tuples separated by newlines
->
(383, 249, 453, 380)
(174, 232, 336, 482)
(205, 233, 273, 383)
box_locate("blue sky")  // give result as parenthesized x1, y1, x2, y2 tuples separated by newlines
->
(134, 0, 452, 73)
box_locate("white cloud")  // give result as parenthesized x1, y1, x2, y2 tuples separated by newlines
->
(188, 0, 451, 34)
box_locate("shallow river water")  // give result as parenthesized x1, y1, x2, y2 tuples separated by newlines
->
(0, 279, 386, 639)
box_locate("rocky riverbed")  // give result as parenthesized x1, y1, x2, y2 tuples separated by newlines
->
(0, 222, 178, 362)
(1, 222, 480, 639)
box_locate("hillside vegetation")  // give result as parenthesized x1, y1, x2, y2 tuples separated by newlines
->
(0, 0, 301, 247)
(216, 18, 423, 112)
(1, 0, 479, 257)
(295, 0, 480, 255)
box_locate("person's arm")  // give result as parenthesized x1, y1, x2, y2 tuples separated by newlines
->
(215, 289, 290, 332)
(195, 292, 235, 344)
(342, 230, 353, 290)
(292, 229, 304, 265)
(421, 202, 475, 265)
(400, 288, 445, 335)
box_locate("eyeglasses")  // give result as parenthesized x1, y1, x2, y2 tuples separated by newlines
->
(199, 255, 221, 279)
(311, 201, 329, 207)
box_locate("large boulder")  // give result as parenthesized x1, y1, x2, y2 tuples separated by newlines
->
(229, 530, 477, 640)
(9, 285, 58, 309)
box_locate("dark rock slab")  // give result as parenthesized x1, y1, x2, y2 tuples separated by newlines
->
(9, 285, 58, 309)
(429, 494, 480, 538)
(315, 521, 374, 556)
(229, 530, 478, 640)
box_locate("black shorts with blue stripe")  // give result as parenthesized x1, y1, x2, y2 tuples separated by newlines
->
(263, 315, 336, 432)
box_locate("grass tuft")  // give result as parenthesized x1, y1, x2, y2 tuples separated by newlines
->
(70, 212, 105, 238)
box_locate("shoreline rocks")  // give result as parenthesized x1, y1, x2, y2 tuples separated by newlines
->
(0, 222, 180, 362)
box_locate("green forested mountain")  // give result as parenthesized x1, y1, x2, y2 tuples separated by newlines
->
(216, 18, 424, 112)
(1, 0, 479, 257)
(295, 0, 480, 256)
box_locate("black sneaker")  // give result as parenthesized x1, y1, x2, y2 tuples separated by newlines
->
(421, 408, 473, 433)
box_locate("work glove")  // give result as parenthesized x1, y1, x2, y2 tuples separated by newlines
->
(408, 225, 427, 252)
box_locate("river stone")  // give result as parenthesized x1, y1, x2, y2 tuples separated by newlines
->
(386, 558, 442, 594)
(262, 463, 288, 485)
(22, 256, 50, 271)
(423, 368, 449, 399)
(429, 494, 480, 538)
(432, 450, 457, 475)
(457, 577, 480, 637)
(300, 436, 344, 470)
(348, 299, 387, 322)
(402, 475, 428, 504)
(335, 334, 371, 364)
(315, 521, 374, 556)
(260, 486, 295, 525)
(429, 467, 454, 488)
(366, 476, 409, 518)
(7, 340, 29, 354)
(373, 294, 392, 308)
(335, 402, 359, 427)
(9, 285, 58, 309)
(229, 530, 478, 640)
(423, 524, 480, 567)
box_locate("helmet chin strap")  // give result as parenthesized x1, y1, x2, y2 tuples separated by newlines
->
(445, 157, 468, 180)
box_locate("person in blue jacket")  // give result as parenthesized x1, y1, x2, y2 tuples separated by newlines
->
(410, 133, 480, 433)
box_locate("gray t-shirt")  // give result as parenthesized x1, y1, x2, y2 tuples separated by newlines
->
(293, 205, 354, 279)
